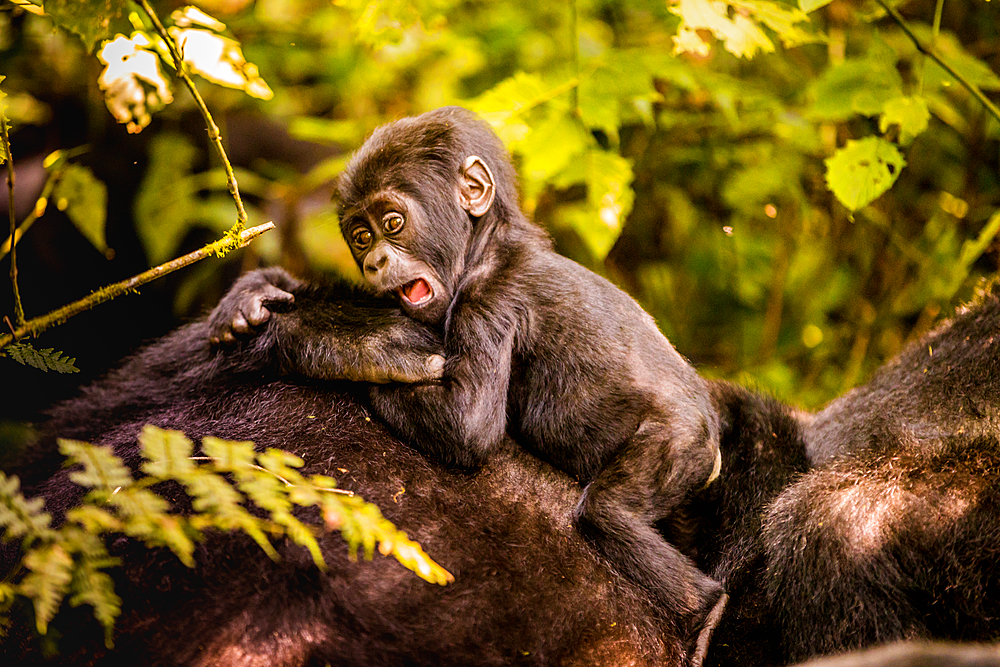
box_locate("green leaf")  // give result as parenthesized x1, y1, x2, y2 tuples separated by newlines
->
(3, 343, 80, 374)
(272, 509, 326, 570)
(468, 72, 549, 146)
(66, 505, 122, 534)
(553, 150, 634, 260)
(799, 0, 833, 12)
(68, 553, 121, 647)
(138, 426, 195, 479)
(235, 468, 291, 515)
(20, 544, 73, 635)
(202, 436, 257, 472)
(879, 96, 930, 145)
(61, 526, 121, 647)
(53, 164, 108, 255)
(518, 111, 592, 207)
(257, 448, 307, 486)
(0, 581, 15, 612)
(0, 473, 53, 542)
(733, 0, 821, 49)
(58, 440, 134, 491)
(182, 469, 279, 561)
(43, 0, 127, 52)
(134, 132, 197, 264)
(109, 487, 196, 567)
(824, 137, 906, 212)
(808, 55, 904, 120)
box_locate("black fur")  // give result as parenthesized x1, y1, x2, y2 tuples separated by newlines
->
(213, 107, 727, 652)
(763, 290, 1000, 661)
(4, 283, 1000, 665)
(1, 317, 802, 666)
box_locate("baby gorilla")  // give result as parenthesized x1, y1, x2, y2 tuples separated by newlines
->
(213, 106, 725, 664)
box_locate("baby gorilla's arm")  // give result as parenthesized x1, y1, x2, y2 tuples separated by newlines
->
(209, 267, 444, 384)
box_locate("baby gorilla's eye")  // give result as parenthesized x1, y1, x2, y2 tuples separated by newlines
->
(383, 212, 405, 234)
(351, 227, 372, 249)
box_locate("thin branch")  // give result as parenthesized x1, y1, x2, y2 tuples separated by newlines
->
(876, 0, 1000, 126)
(0, 222, 274, 350)
(2, 116, 25, 328)
(570, 0, 580, 116)
(136, 0, 248, 235)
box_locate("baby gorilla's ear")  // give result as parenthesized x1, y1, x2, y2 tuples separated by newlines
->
(459, 156, 495, 218)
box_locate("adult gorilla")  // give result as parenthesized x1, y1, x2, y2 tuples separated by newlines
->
(1, 283, 802, 666)
(2, 284, 1000, 666)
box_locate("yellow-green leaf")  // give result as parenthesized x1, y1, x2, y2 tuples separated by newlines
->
(0, 473, 54, 541)
(53, 163, 108, 255)
(202, 436, 257, 472)
(467, 72, 549, 146)
(798, 0, 833, 13)
(734, 0, 820, 49)
(43, 0, 127, 52)
(879, 96, 930, 145)
(824, 137, 906, 212)
(20, 544, 73, 635)
(59, 440, 134, 492)
(139, 426, 195, 478)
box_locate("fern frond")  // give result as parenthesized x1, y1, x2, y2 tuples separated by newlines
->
(138, 426, 195, 478)
(3, 343, 79, 374)
(0, 473, 54, 544)
(58, 439, 134, 492)
(20, 544, 73, 635)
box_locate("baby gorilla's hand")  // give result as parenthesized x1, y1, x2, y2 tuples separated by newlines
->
(376, 353, 445, 384)
(209, 268, 302, 345)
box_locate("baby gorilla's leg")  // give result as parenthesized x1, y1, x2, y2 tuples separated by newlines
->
(575, 417, 725, 667)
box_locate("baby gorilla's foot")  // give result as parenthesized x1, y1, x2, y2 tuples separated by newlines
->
(687, 588, 728, 667)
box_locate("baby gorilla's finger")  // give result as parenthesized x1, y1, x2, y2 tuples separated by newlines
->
(231, 312, 250, 334)
(425, 354, 446, 379)
(246, 285, 296, 326)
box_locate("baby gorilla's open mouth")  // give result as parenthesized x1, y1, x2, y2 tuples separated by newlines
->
(399, 278, 433, 305)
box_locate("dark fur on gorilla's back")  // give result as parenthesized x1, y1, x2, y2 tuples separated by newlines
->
(0, 283, 810, 666)
(4, 283, 1000, 666)
(765, 290, 1000, 661)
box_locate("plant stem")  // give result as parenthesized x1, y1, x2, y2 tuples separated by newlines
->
(0, 222, 273, 349)
(876, 0, 1000, 126)
(931, 0, 945, 38)
(2, 116, 25, 329)
(137, 0, 248, 235)
(570, 0, 580, 116)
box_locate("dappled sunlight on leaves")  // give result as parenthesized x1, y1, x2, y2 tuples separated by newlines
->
(97, 33, 173, 134)
(669, 0, 818, 59)
(169, 6, 273, 100)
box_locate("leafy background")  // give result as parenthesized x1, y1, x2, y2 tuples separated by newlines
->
(0, 0, 998, 436)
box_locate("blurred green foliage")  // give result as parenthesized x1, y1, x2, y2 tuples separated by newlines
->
(1, 0, 999, 408)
